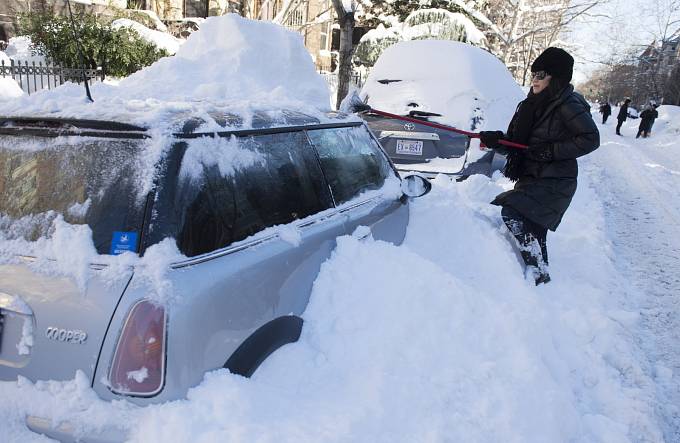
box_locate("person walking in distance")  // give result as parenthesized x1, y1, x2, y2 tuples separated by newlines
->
(616, 98, 631, 135)
(637, 104, 655, 138)
(478, 47, 600, 285)
(599, 102, 612, 124)
(647, 103, 660, 137)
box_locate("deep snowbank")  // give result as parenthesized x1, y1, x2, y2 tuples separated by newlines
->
(0, 159, 665, 442)
(655, 105, 680, 134)
(0, 15, 330, 126)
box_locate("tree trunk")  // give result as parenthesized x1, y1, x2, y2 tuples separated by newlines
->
(331, 0, 355, 109)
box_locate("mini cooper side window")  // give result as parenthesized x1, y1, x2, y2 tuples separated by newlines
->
(173, 131, 333, 257)
(306, 126, 392, 205)
(0, 136, 145, 255)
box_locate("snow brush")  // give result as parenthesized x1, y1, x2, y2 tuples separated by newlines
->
(340, 91, 528, 150)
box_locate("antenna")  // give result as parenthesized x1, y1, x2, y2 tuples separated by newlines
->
(66, 0, 94, 102)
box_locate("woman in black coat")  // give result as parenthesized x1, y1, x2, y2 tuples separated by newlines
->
(616, 98, 631, 135)
(480, 47, 600, 285)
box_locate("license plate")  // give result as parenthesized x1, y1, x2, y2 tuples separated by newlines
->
(395, 139, 423, 155)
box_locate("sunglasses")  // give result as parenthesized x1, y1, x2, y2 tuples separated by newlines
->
(531, 71, 548, 80)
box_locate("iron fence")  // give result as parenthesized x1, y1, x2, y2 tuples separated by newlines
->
(319, 71, 365, 89)
(0, 59, 104, 95)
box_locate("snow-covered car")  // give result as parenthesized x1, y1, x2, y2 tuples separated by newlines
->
(0, 112, 430, 441)
(627, 106, 639, 119)
(359, 40, 525, 178)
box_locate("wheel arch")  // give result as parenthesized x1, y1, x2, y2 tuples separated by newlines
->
(224, 315, 303, 377)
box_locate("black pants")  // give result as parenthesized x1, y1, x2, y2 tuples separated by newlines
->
(616, 119, 624, 135)
(636, 122, 650, 138)
(501, 206, 548, 270)
(602, 114, 609, 124)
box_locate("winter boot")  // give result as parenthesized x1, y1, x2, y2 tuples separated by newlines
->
(520, 249, 551, 285)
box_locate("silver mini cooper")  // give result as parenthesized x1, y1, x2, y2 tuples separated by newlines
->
(0, 111, 429, 442)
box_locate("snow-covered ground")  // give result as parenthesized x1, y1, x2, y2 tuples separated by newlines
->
(2, 103, 680, 441)
(589, 106, 680, 442)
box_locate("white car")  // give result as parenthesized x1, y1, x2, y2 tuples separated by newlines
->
(360, 40, 525, 178)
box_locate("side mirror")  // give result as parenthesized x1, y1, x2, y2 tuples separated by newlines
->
(400, 174, 432, 198)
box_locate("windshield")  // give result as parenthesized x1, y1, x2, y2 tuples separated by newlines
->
(0, 135, 147, 255)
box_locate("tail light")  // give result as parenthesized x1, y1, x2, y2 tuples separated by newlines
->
(108, 300, 166, 397)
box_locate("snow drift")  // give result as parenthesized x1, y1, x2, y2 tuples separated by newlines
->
(655, 105, 680, 135)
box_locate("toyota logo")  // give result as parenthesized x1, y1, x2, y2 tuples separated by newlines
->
(404, 123, 416, 131)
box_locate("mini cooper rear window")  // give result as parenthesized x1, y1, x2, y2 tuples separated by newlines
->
(0, 136, 145, 255)
(306, 126, 392, 205)
(168, 131, 334, 257)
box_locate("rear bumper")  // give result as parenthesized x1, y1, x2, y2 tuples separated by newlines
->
(26, 416, 127, 443)
(395, 151, 503, 179)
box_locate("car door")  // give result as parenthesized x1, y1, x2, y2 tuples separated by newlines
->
(306, 124, 410, 245)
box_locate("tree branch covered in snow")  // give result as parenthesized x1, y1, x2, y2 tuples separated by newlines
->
(481, 0, 609, 85)
(354, 3, 488, 67)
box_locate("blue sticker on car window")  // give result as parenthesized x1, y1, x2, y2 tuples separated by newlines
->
(110, 231, 138, 255)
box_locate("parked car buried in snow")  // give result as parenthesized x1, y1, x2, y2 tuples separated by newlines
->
(0, 111, 430, 441)
(359, 40, 525, 179)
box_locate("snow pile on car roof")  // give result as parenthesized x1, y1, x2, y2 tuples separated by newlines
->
(361, 40, 524, 132)
(0, 14, 331, 124)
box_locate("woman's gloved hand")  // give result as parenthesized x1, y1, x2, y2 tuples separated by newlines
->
(526, 143, 554, 162)
(479, 130, 504, 149)
(479, 130, 510, 155)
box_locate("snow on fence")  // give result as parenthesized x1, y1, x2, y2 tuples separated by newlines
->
(0, 60, 104, 95)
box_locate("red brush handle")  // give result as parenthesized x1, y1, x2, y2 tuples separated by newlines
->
(367, 109, 528, 149)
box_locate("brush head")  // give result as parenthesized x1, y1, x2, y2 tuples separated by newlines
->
(339, 90, 371, 114)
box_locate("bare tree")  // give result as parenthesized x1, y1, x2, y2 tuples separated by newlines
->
(482, 0, 607, 85)
(330, 0, 355, 108)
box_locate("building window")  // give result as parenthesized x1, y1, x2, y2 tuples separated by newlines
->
(289, 8, 304, 26)
(184, 0, 209, 18)
(320, 22, 329, 50)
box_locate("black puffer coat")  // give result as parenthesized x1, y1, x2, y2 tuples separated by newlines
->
(617, 103, 629, 122)
(492, 85, 600, 231)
